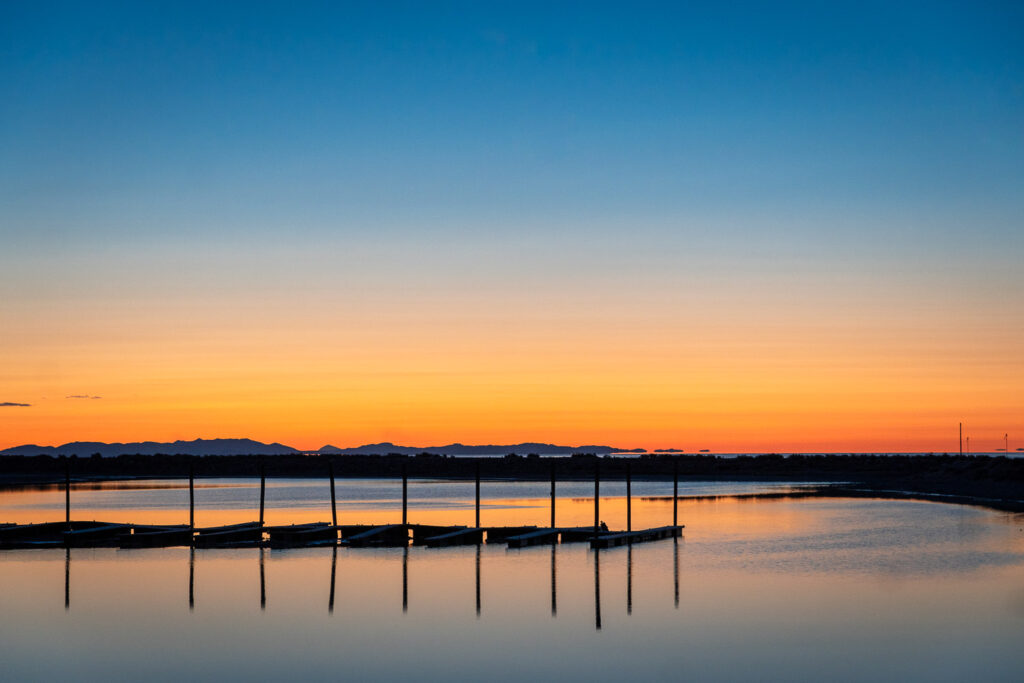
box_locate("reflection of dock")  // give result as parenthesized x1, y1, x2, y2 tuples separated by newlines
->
(60, 528, 684, 629)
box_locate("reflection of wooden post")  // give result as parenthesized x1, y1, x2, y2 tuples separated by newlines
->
(328, 460, 337, 527)
(475, 544, 481, 617)
(550, 543, 557, 617)
(593, 459, 600, 538)
(627, 544, 633, 615)
(64, 547, 70, 610)
(64, 457, 71, 530)
(673, 460, 679, 527)
(626, 462, 632, 534)
(189, 547, 195, 610)
(401, 463, 408, 526)
(189, 460, 195, 529)
(594, 548, 602, 631)
(258, 457, 266, 527)
(402, 545, 408, 613)
(328, 546, 337, 614)
(475, 461, 481, 528)
(673, 536, 679, 608)
(550, 460, 556, 529)
(259, 547, 266, 610)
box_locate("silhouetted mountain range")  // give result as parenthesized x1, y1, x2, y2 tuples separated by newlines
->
(317, 442, 626, 455)
(0, 438, 299, 457)
(0, 438, 629, 457)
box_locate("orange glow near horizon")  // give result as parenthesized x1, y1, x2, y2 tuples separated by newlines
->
(3, 292, 1021, 453)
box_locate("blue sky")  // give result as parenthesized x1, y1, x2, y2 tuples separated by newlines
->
(1, 2, 1023, 449)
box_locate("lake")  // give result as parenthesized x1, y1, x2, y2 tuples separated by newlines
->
(1, 479, 1022, 681)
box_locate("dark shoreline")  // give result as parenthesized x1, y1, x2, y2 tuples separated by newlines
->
(2, 452, 1022, 513)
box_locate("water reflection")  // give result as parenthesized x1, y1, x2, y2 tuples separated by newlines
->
(673, 536, 679, 608)
(550, 542, 557, 617)
(627, 544, 633, 616)
(594, 548, 601, 631)
(64, 547, 70, 610)
(259, 547, 266, 610)
(475, 543, 481, 617)
(402, 545, 408, 613)
(328, 546, 336, 614)
(189, 547, 194, 611)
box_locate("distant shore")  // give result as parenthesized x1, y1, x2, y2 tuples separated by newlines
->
(1, 452, 1021, 513)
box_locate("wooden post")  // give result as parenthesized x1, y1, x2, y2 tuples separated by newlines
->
(626, 461, 632, 534)
(403, 464, 411, 528)
(550, 459, 556, 529)
(328, 459, 337, 527)
(593, 458, 600, 537)
(475, 460, 481, 529)
(673, 460, 679, 527)
(258, 457, 266, 527)
(189, 460, 195, 529)
(64, 457, 71, 530)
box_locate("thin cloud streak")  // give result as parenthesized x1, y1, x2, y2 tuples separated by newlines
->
(0, 402, 31, 407)
(66, 395, 102, 399)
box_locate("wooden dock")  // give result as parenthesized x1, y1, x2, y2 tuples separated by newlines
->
(423, 527, 483, 547)
(343, 524, 409, 547)
(589, 525, 683, 548)
(9, 453, 688, 552)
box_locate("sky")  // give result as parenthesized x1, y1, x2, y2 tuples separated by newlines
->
(2, 1, 1022, 452)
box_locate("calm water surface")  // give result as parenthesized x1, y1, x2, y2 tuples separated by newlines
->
(1, 480, 1022, 682)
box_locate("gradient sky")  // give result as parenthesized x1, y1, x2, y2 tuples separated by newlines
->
(2, 1, 1022, 452)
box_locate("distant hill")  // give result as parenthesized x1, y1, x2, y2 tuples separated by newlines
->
(316, 442, 621, 455)
(0, 438, 299, 457)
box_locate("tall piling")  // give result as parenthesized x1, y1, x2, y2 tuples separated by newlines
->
(401, 463, 408, 526)
(258, 457, 266, 527)
(593, 458, 600, 537)
(673, 460, 679, 527)
(475, 460, 481, 528)
(189, 460, 195, 529)
(550, 459, 556, 529)
(328, 459, 337, 527)
(626, 462, 632, 534)
(64, 457, 71, 530)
